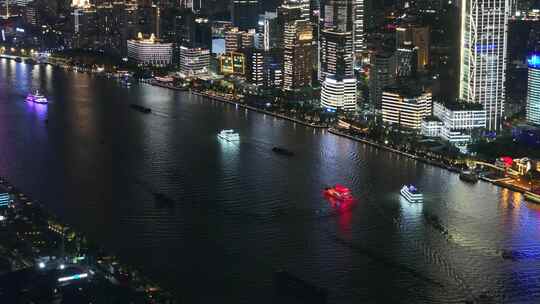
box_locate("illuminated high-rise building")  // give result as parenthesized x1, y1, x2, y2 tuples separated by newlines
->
(382, 86, 432, 130)
(319, 0, 357, 110)
(179, 46, 210, 78)
(225, 27, 256, 53)
(321, 0, 352, 31)
(396, 25, 429, 73)
(245, 48, 265, 86)
(282, 6, 313, 90)
(353, 0, 365, 59)
(321, 0, 364, 61)
(319, 29, 353, 81)
(527, 54, 540, 126)
(459, 0, 509, 130)
(284, 0, 310, 20)
(258, 12, 279, 51)
(321, 76, 357, 111)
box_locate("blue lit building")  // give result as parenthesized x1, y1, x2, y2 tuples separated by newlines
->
(0, 192, 11, 208)
(527, 54, 540, 126)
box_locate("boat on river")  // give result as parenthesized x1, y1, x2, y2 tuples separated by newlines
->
(217, 129, 240, 142)
(324, 184, 354, 201)
(26, 91, 48, 104)
(401, 185, 423, 203)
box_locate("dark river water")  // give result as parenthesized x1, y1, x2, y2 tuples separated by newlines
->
(1, 59, 540, 303)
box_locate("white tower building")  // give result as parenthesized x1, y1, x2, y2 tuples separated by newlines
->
(459, 0, 510, 130)
(527, 54, 540, 126)
(353, 0, 365, 61)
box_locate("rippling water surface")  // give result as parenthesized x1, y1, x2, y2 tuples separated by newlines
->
(1, 60, 540, 303)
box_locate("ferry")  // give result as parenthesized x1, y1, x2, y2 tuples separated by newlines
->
(459, 171, 478, 183)
(272, 147, 294, 156)
(323, 184, 354, 201)
(524, 191, 540, 204)
(217, 129, 240, 142)
(26, 91, 48, 104)
(400, 185, 423, 203)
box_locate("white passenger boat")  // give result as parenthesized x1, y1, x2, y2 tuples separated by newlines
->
(400, 185, 423, 203)
(217, 129, 240, 142)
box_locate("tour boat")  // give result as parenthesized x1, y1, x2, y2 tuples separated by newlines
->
(217, 129, 240, 142)
(400, 185, 423, 203)
(323, 184, 354, 201)
(26, 91, 48, 104)
(524, 191, 540, 204)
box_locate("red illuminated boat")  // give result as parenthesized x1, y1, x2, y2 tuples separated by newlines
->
(323, 184, 354, 201)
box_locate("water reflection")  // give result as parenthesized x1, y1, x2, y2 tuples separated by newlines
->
(400, 195, 423, 221)
(25, 102, 48, 120)
(3, 62, 540, 303)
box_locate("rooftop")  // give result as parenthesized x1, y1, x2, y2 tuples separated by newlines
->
(383, 84, 428, 98)
(423, 115, 442, 122)
(436, 100, 484, 111)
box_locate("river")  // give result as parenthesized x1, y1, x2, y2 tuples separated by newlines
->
(1, 59, 539, 303)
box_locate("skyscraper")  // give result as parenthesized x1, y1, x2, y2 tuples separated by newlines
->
(319, 29, 354, 81)
(459, 0, 509, 130)
(321, 0, 364, 61)
(353, 0, 365, 60)
(231, 0, 259, 30)
(245, 47, 265, 86)
(282, 4, 313, 90)
(321, 0, 353, 31)
(258, 11, 279, 51)
(284, 0, 310, 20)
(396, 25, 430, 73)
(527, 54, 540, 126)
(369, 51, 396, 108)
(319, 0, 357, 111)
